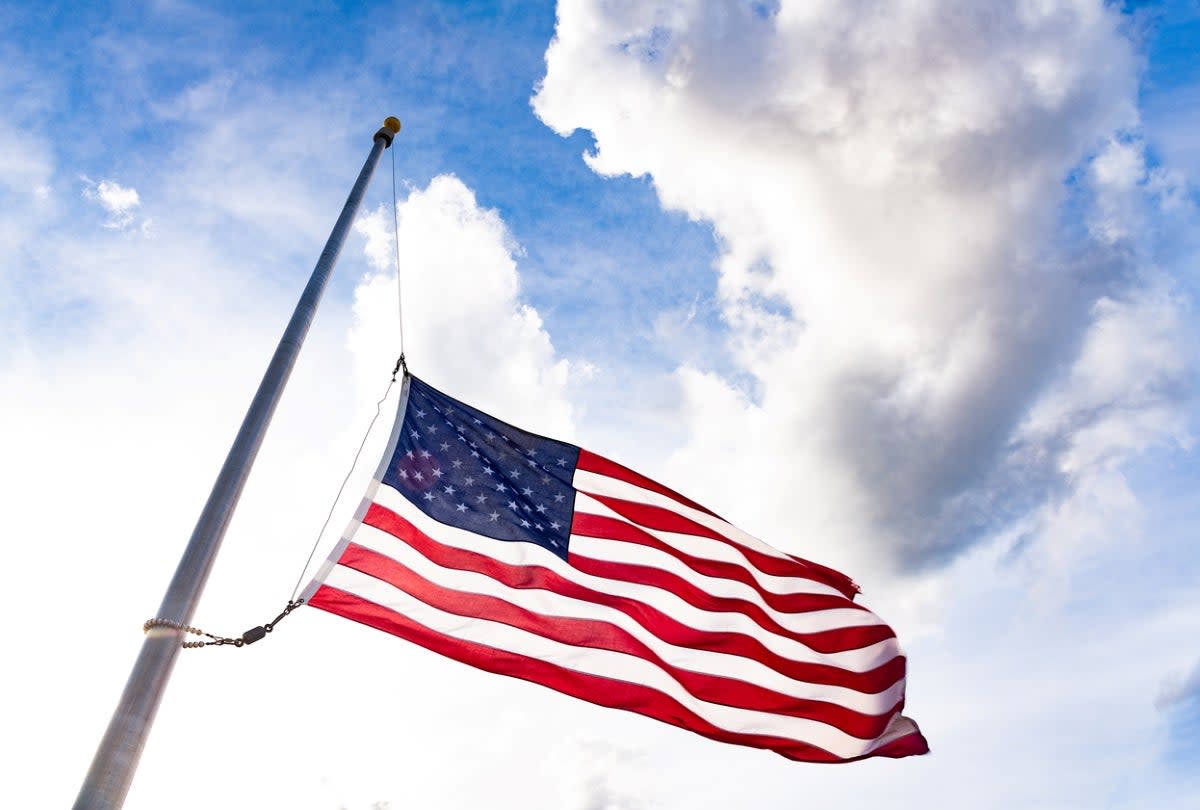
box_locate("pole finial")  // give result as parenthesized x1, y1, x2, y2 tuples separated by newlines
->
(375, 116, 402, 147)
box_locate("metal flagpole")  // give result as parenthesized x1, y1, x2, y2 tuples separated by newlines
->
(73, 116, 403, 810)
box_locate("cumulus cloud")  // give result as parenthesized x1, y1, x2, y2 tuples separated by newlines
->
(82, 177, 143, 230)
(4, 163, 582, 809)
(534, 0, 1192, 574)
(352, 174, 576, 436)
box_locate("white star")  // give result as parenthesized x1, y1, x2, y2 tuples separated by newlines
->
(470, 450, 480, 459)
(522, 487, 534, 496)
(473, 418, 483, 425)
(510, 469, 521, 479)
(553, 493, 565, 503)
(443, 485, 456, 495)
(432, 468, 444, 478)
(455, 503, 468, 513)
(488, 512, 500, 521)
(452, 459, 464, 469)
(495, 483, 507, 493)
(526, 448, 537, 457)
(508, 500, 519, 511)
(426, 424, 439, 434)
(536, 504, 547, 514)
(483, 466, 494, 476)
(423, 492, 435, 502)
(398, 469, 409, 480)
(464, 476, 476, 486)
(440, 442, 450, 451)
(549, 521, 561, 530)
(415, 408, 427, 419)
(409, 429, 420, 439)
(405, 450, 414, 459)
(413, 471, 424, 482)
(475, 494, 487, 504)
(520, 519, 531, 528)
(419, 449, 432, 459)
(556, 458, 568, 467)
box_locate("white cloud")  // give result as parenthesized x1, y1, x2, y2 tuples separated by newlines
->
(533, 0, 1190, 578)
(3, 4, 1197, 809)
(0, 124, 56, 279)
(82, 177, 142, 230)
(529, 4, 1200, 805)
(1019, 287, 1188, 475)
(351, 174, 576, 436)
(3, 162, 580, 809)
(0, 123, 52, 194)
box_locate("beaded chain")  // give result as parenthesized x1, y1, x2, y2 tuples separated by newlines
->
(143, 599, 304, 649)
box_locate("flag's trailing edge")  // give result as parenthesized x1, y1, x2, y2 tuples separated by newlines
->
(303, 373, 929, 763)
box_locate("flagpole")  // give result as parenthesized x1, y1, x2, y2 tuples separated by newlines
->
(73, 116, 402, 810)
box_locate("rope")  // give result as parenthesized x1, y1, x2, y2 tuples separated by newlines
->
(288, 372, 399, 602)
(391, 143, 407, 358)
(145, 360, 402, 649)
(142, 143, 413, 650)
(279, 146, 409, 622)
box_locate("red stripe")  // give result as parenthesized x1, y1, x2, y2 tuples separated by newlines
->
(578, 492, 859, 598)
(572, 512, 862, 614)
(362, 503, 900, 676)
(577, 449, 721, 518)
(568, 551, 862, 647)
(853, 731, 930, 760)
(309, 585, 898, 762)
(335, 542, 905, 738)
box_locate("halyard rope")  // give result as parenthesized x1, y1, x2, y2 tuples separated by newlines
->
(391, 140, 407, 359)
(143, 141, 412, 649)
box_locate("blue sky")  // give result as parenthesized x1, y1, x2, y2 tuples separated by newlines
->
(2, 2, 1199, 809)
(2, 0, 722, 371)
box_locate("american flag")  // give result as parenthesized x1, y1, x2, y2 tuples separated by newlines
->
(303, 374, 928, 762)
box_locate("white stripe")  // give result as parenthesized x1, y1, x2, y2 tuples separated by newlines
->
(573, 491, 848, 601)
(350, 521, 905, 710)
(572, 467, 807, 567)
(370, 484, 885, 641)
(567, 531, 867, 637)
(323, 563, 901, 759)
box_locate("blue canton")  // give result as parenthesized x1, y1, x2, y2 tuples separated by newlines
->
(381, 376, 580, 560)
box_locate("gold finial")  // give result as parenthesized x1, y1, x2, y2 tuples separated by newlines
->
(383, 116, 402, 134)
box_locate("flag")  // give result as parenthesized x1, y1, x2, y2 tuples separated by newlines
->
(302, 373, 928, 762)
